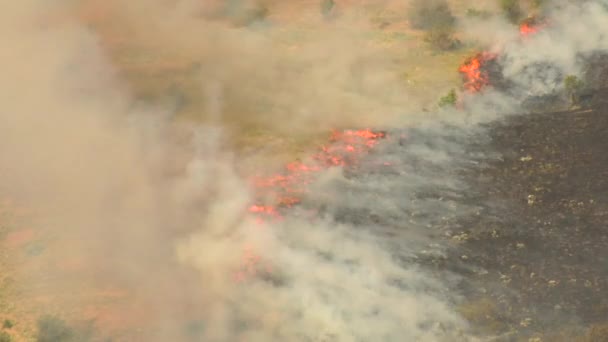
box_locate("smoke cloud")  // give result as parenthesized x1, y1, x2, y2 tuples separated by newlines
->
(4, 0, 608, 341)
(0, 1, 472, 341)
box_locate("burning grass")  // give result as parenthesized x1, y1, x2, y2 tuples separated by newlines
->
(519, 16, 547, 37)
(458, 51, 497, 93)
(247, 129, 387, 223)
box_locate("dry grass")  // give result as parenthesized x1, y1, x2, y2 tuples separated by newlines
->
(2, 1, 481, 339)
(73, 0, 477, 165)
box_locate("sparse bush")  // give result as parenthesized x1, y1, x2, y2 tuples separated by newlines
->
(583, 323, 608, 342)
(36, 316, 94, 342)
(225, 0, 269, 27)
(438, 89, 458, 108)
(532, 0, 552, 10)
(0, 332, 11, 342)
(2, 320, 13, 329)
(564, 75, 584, 107)
(240, 5, 268, 26)
(465, 8, 491, 19)
(424, 29, 460, 50)
(408, 0, 455, 31)
(37, 316, 74, 342)
(320, 0, 335, 18)
(499, 0, 522, 23)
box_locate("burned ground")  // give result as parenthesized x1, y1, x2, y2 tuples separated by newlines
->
(301, 88, 608, 340)
(450, 97, 608, 339)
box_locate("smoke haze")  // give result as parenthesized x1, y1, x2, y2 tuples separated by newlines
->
(2, 0, 608, 341)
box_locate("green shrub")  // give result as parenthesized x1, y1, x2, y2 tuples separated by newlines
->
(0, 332, 11, 342)
(37, 316, 74, 342)
(223, 0, 269, 27)
(2, 320, 13, 329)
(583, 323, 608, 342)
(408, 0, 455, 31)
(37, 316, 97, 342)
(499, 0, 522, 23)
(564, 75, 583, 92)
(320, 0, 335, 18)
(564, 75, 584, 107)
(465, 8, 492, 19)
(532, 0, 552, 10)
(438, 89, 458, 108)
(424, 29, 460, 51)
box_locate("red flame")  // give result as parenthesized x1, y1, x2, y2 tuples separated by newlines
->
(248, 128, 387, 219)
(519, 22, 539, 36)
(519, 17, 547, 37)
(457, 17, 547, 98)
(458, 52, 497, 93)
(236, 129, 388, 283)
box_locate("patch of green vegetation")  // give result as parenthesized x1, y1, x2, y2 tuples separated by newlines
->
(465, 8, 492, 19)
(221, 0, 269, 27)
(407, 0, 459, 51)
(438, 88, 458, 108)
(36, 315, 94, 342)
(37, 316, 73, 342)
(25, 242, 46, 257)
(458, 297, 507, 333)
(2, 320, 13, 330)
(424, 29, 461, 51)
(373, 31, 412, 44)
(499, 0, 523, 24)
(564, 75, 584, 107)
(320, 0, 335, 18)
(184, 319, 205, 338)
(579, 322, 608, 342)
(408, 0, 456, 31)
(0, 331, 11, 342)
(368, 8, 401, 29)
(531, 0, 553, 11)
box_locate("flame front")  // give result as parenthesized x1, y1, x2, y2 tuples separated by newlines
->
(235, 129, 388, 283)
(249, 128, 387, 220)
(458, 52, 497, 93)
(519, 16, 546, 37)
(519, 22, 539, 36)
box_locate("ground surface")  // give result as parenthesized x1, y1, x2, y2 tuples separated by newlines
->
(446, 92, 608, 340)
(3, 1, 607, 341)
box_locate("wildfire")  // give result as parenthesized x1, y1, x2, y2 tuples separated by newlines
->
(235, 128, 388, 283)
(458, 16, 548, 94)
(248, 128, 387, 220)
(519, 16, 546, 37)
(458, 52, 497, 93)
(519, 22, 539, 36)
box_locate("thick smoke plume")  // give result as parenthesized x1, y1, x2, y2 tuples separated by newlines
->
(461, 0, 608, 102)
(0, 1, 469, 341)
(3, 0, 608, 341)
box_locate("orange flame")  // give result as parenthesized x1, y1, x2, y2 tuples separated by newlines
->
(519, 22, 539, 36)
(458, 52, 497, 93)
(519, 16, 547, 37)
(237, 129, 389, 283)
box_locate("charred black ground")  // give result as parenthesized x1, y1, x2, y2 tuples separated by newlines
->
(448, 92, 608, 340)
(301, 86, 608, 340)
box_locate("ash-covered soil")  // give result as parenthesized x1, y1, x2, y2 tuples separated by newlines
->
(449, 97, 608, 340)
(306, 91, 608, 341)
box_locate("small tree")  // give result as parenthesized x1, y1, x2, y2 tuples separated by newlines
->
(424, 29, 460, 51)
(2, 320, 13, 330)
(408, 0, 455, 31)
(438, 89, 458, 108)
(499, 0, 522, 24)
(320, 0, 335, 18)
(564, 75, 584, 107)
(466, 8, 491, 19)
(0, 332, 11, 342)
(37, 316, 73, 342)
